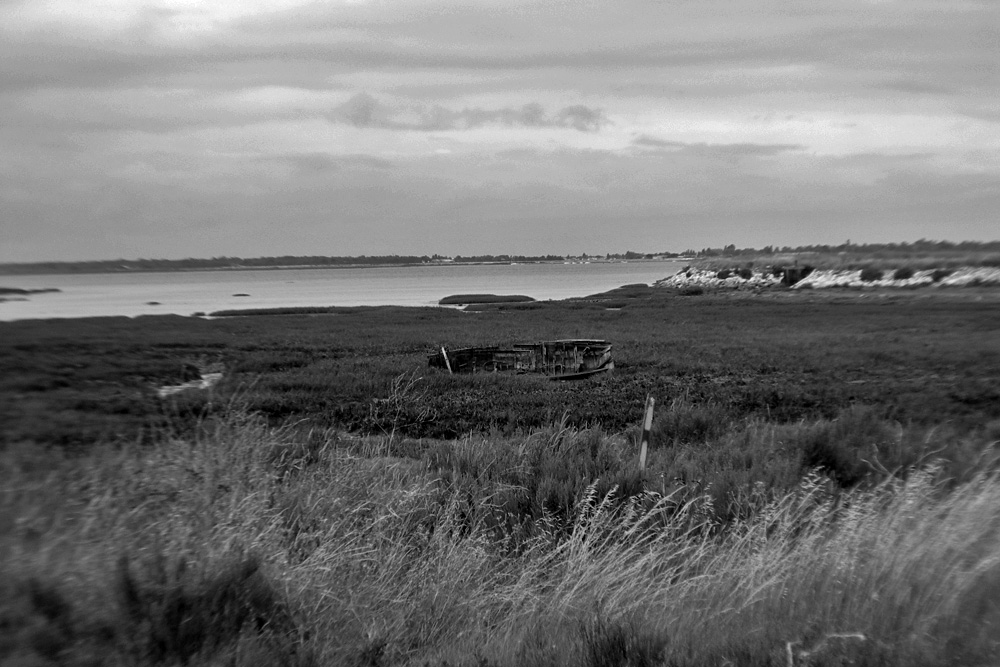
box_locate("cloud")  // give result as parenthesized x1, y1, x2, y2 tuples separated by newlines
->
(1, 0, 998, 261)
(340, 92, 382, 128)
(631, 136, 686, 149)
(556, 105, 606, 132)
(633, 136, 804, 157)
(3, 140, 998, 262)
(269, 152, 395, 173)
(328, 93, 609, 132)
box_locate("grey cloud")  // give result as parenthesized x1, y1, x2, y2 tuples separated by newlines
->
(445, 102, 608, 131)
(690, 143, 804, 157)
(263, 153, 397, 173)
(878, 79, 960, 96)
(329, 94, 609, 132)
(632, 136, 686, 149)
(556, 105, 606, 132)
(336, 155, 396, 170)
(0, 39, 719, 94)
(959, 107, 1000, 124)
(4, 140, 998, 262)
(633, 136, 804, 157)
(236, 1, 996, 87)
(341, 92, 381, 128)
(519, 102, 546, 127)
(275, 153, 341, 172)
(3, 2, 993, 114)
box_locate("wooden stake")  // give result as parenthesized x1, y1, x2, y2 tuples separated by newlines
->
(639, 395, 655, 471)
(441, 346, 452, 374)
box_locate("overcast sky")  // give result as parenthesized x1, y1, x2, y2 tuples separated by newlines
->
(1, 0, 997, 261)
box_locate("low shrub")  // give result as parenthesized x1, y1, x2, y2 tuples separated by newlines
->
(790, 406, 900, 487)
(0, 577, 93, 665)
(860, 267, 884, 282)
(931, 268, 952, 282)
(716, 269, 732, 280)
(115, 552, 304, 665)
(737, 267, 753, 280)
(893, 266, 915, 280)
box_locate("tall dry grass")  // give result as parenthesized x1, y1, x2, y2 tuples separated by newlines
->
(2, 412, 998, 665)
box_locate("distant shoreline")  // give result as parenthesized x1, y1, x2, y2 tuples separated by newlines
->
(0, 257, 682, 277)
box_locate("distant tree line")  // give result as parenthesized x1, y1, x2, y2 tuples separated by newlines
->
(603, 251, 686, 260)
(2, 240, 996, 275)
(0, 253, 574, 276)
(450, 255, 564, 263)
(0, 255, 436, 275)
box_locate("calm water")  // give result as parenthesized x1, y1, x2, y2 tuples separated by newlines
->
(0, 261, 683, 321)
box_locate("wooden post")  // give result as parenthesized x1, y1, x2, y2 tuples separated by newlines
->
(441, 346, 452, 374)
(639, 395, 655, 471)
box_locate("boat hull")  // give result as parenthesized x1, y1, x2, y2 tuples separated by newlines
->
(429, 339, 613, 380)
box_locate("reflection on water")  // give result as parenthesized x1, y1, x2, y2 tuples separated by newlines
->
(0, 261, 683, 321)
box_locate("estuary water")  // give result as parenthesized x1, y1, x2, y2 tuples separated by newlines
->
(0, 261, 684, 321)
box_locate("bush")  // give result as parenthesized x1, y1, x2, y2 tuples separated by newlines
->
(931, 268, 952, 282)
(115, 552, 303, 665)
(737, 267, 753, 280)
(791, 406, 899, 487)
(716, 270, 732, 280)
(893, 267, 915, 280)
(0, 578, 88, 665)
(860, 267, 884, 282)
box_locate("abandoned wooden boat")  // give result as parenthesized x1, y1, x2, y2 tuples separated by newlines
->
(428, 339, 613, 380)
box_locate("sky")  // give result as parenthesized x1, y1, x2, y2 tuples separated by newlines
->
(1, 0, 998, 262)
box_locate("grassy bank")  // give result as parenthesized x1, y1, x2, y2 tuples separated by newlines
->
(686, 245, 1000, 272)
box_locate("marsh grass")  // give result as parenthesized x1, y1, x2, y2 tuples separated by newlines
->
(3, 291, 1000, 664)
(2, 409, 999, 665)
(4, 292, 1000, 448)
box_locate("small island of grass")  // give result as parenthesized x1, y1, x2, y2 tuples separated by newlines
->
(0, 287, 61, 295)
(438, 293, 535, 305)
(0, 286, 61, 302)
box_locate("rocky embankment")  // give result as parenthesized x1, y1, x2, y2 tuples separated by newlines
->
(654, 268, 783, 290)
(793, 266, 1000, 289)
(654, 266, 1000, 290)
